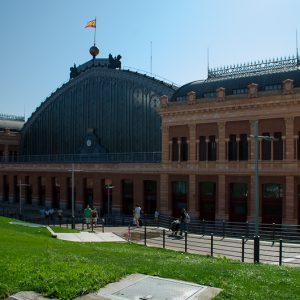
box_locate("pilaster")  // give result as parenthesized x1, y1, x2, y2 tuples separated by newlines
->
(218, 122, 226, 161)
(188, 174, 196, 216)
(216, 175, 227, 220)
(189, 124, 196, 162)
(160, 173, 169, 214)
(161, 124, 169, 162)
(285, 117, 294, 160)
(283, 176, 297, 224)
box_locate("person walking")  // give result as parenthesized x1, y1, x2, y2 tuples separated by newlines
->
(179, 208, 188, 235)
(154, 210, 159, 227)
(84, 204, 92, 229)
(91, 208, 98, 228)
(134, 204, 142, 227)
(57, 207, 63, 227)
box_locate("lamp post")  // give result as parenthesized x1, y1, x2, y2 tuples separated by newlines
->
(105, 184, 115, 215)
(18, 179, 30, 217)
(69, 163, 82, 229)
(71, 164, 75, 229)
(250, 120, 275, 236)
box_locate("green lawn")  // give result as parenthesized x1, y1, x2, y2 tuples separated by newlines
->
(1, 216, 300, 300)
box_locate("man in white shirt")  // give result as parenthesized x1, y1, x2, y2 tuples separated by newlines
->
(134, 204, 142, 227)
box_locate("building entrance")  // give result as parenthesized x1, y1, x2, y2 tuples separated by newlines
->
(229, 183, 247, 222)
(199, 182, 216, 221)
(172, 181, 187, 217)
(262, 183, 283, 224)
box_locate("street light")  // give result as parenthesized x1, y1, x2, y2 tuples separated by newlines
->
(68, 163, 82, 229)
(18, 179, 30, 217)
(250, 120, 276, 236)
(105, 184, 115, 215)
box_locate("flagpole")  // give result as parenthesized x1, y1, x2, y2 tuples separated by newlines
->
(94, 18, 97, 46)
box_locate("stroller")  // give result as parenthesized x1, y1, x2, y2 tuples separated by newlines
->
(170, 219, 180, 236)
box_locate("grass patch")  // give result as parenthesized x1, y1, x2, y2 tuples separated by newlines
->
(1, 216, 300, 299)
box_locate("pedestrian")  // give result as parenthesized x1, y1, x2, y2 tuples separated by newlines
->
(84, 204, 92, 229)
(179, 208, 189, 235)
(154, 210, 159, 227)
(91, 208, 98, 228)
(133, 204, 142, 227)
(49, 207, 54, 222)
(57, 207, 63, 226)
(45, 207, 50, 225)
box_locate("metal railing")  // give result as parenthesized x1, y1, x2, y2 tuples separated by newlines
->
(128, 225, 300, 267)
(0, 152, 162, 164)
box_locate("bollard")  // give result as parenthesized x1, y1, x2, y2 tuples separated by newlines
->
(211, 233, 214, 257)
(279, 239, 283, 266)
(202, 219, 206, 235)
(127, 225, 131, 241)
(245, 221, 249, 239)
(242, 236, 245, 262)
(272, 223, 276, 241)
(185, 231, 188, 253)
(163, 229, 165, 249)
(254, 235, 260, 264)
(222, 220, 226, 238)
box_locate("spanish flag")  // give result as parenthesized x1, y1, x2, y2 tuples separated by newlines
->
(85, 19, 96, 28)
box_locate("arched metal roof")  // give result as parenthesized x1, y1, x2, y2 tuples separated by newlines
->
(21, 61, 176, 157)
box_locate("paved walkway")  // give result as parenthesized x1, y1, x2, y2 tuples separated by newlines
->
(55, 231, 126, 242)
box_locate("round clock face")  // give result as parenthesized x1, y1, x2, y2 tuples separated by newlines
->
(86, 139, 92, 147)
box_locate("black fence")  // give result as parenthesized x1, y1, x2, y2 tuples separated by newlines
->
(127, 226, 300, 267)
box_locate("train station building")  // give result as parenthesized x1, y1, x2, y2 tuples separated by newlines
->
(1, 50, 300, 225)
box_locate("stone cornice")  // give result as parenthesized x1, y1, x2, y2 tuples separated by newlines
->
(159, 92, 300, 124)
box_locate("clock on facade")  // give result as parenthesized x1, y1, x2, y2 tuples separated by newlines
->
(86, 139, 92, 147)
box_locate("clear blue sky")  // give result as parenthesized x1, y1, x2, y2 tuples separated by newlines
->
(1, 0, 300, 119)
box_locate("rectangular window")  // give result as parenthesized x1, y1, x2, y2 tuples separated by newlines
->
(232, 88, 248, 95)
(203, 92, 217, 98)
(262, 132, 271, 160)
(171, 137, 178, 161)
(273, 132, 283, 160)
(199, 136, 206, 161)
(208, 135, 217, 161)
(230, 183, 248, 198)
(265, 84, 282, 91)
(181, 137, 188, 161)
(144, 180, 157, 214)
(239, 134, 248, 161)
(228, 134, 237, 161)
(200, 182, 215, 196)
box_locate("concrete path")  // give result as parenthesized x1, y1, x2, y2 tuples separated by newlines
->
(55, 231, 126, 243)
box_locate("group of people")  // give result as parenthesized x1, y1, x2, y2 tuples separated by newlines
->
(40, 207, 63, 224)
(170, 208, 190, 236)
(132, 205, 160, 228)
(83, 204, 98, 229)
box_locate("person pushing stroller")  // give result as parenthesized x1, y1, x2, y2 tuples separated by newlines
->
(170, 219, 180, 236)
